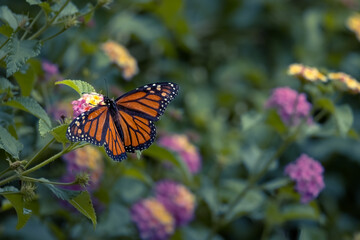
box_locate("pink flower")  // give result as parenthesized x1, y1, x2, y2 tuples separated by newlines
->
(131, 198, 175, 240)
(42, 60, 62, 82)
(155, 180, 195, 226)
(158, 134, 201, 174)
(71, 93, 104, 118)
(265, 87, 312, 126)
(284, 154, 325, 203)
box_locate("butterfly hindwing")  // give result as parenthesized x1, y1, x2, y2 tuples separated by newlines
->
(66, 105, 126, 161)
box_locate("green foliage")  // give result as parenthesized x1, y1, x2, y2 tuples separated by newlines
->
(55, 79, 96, 96)
(69, 191, 97, 228)
(0, 125, 23, 159)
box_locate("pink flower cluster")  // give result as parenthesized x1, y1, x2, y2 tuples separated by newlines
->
(265, 87, 312, 126)
(42, 60, 62, 82)
(131, 180, 195, 240)
(158, 134, 201, 174)
(71, 93, 104, 118)
(284, 154, 325, 203)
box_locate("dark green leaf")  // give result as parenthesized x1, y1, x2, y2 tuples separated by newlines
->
(0, 77, 15, 90)
(39, 119, 52, 137)
(266, 109, 287, 134)
(299, 226, 326, 240)
(52, 0, 79, 21)
(3, 96, 51, 128)
(50, 124, 69, 143)
(0, 125, 23, 159)
(0, 24, 13, 37)
(261, 178, 291, 191)
(2, 192, 32, 229)
(5, 35, 41, 77)
(42, 180, 81, 201)
(13, 64, 36, 97)
(55, 79, 96, 96)
(334, 105, 353, 137)
(123, 167, 153, 185)
(0, 6, 19, 30)
(69, 191, 97, 228)
(144, 144, 192, 183)
(314, 98, 335, 113)
(26, 0, 42, 5)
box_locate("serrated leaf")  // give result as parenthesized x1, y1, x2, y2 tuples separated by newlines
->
(55, 79, 96, 96)
(1, 192, 32, 229)
(41, 179, 81, 201)
(5, 35, 42, 77)
(0, 125, 23, 159)
(26, 0, 42, 5)
(50, 124, 69, 143)
(39, 119, 52, 137)
(52, 0, 79, 21)
(3, 96, 51, 128)
(69, 191, 97, 228)
(0, 6, 18, 30)
(144, 144, 192, 183)
(0, 77, 15, 90)
(334, 105, 353, 137)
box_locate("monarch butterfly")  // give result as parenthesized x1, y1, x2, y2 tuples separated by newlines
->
(66, 82, 179, 161)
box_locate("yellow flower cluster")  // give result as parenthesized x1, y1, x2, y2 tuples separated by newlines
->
(174, 185, 196, 215)
(287, 63, 327, 82)
(144, 198, 175, 234)
(328, 72, 360, 94)
(347, 14, 360, 41)
(82, 93, 104, 106)
(101, 41, 139, 80)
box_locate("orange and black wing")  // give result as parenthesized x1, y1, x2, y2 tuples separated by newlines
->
(115, 82, 179, 152)
(66, 105, 127, 161)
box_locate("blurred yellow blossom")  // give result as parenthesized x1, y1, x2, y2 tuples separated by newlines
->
(328, 72, 360, 94)
(101, 40, 139, 80)
(347, 14, 360, 40)
(288, 63, 327, 82)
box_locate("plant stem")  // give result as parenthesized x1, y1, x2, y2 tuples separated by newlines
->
(25, 137, 55, 168)
(42, 28, 67, 42)
(0, 167, 11, 178)
(20, 176, 76, 186)
(0, 37, 10, 50)
(21, 10, 42, 40)
(29, 0, 70, 40)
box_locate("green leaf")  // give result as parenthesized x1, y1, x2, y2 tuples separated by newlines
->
(5, 35, 42, 77)
(199, 180, 218, 218)
(39, 119, 52, 137)
(314, 98, 335, 113)
(3, 96, 51, 128)
(69, 191, 97, 228)
(0, 6, 19, 30)
(0, 77, 15, 90)
(52, 0, 79, 21)
(26, 0, 42, 5)
(266, 109, 287, 134)
(334, 105, 353, 137)
(261, 178, 291, 191)
(41, 180, 81, 201)
(13, 63, 36, 97)
(0, 24, 13, 37)
(144, 144, 192, 183)
(55, 79, 96, 96)
(123, 167, 153, 185)
(0, 186, 20, 194)
(1, 192, 32, 229)
(39, 2, 52, 15)
(50, 124, 69, 143)
(0, 125, 23, 159)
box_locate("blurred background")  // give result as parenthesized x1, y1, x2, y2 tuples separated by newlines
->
(1, 0, 360, 239)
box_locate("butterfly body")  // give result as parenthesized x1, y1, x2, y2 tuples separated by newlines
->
(66, 82, 179, 161)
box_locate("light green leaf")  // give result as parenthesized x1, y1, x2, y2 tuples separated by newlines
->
(3, 96, 51, 127)
(0, 125, 23, 159)
(41, 179, 81, 201)
(50, 124, 69, 143)
(0, 6, 18, 30)
(39, 2, 52, 15)
(39, 119, 52, 137)
(1, 192, 32, 229)
(55, 79, 96, 96)
(144, 144, 192, 183)
(13, 64, 36, 97)
(261, 178, 291, 191)
(69, 191, 97, 228)
(334, 105, 353, 137)
(5, 35, 42, 77)
(26, 0, 42, 5)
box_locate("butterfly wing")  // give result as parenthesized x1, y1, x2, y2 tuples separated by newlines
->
(66, 105, 127, 161)
(115, 82, 179, 152)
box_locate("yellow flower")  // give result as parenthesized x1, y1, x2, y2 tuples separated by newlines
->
(328, 72, 360, 94)
(347, 14, 360, 41)
(144, 198, 175, 233)
(287, 63, 327, 82)
(101, 41, 139, 80)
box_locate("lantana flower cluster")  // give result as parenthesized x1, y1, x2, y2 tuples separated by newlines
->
(158, 134, 201, 174)
(347, 13, 360, 41)
(265, 87, 312, 126)
(41, 60, 63, 82)
(131, 180, 195, 240)
(328, 72, 360, 94)
(71, 93, 104, 118)
(285, 154, 325, 203)
(101, 40, 139, 80)
(287, 63, 327, 82)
